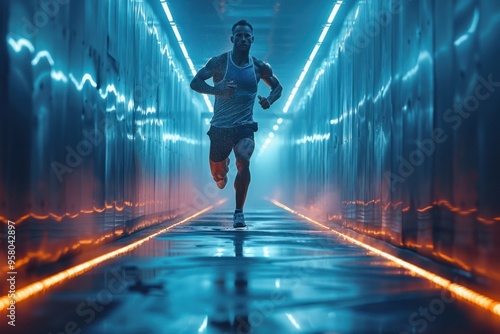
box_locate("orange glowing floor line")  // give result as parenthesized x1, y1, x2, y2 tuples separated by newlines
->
(270, 199, 500, 318)
(0, 199, 226, 312)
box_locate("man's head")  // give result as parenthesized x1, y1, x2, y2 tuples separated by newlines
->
(231, 20, 254, 51)
(232, 20, 253, 34)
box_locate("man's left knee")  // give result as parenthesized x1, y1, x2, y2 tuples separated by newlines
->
(234, 138, 255, 160)
(236, 158, 250, 172)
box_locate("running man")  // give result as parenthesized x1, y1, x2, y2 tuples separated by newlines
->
(190, 19, 282, 227)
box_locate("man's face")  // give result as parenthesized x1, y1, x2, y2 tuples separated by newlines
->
(232, 25, 254, 51)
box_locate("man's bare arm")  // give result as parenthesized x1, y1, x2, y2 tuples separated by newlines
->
(190, 57, 218, 95)
(190, 57, 236, 97)
(264, 72, 282, 105)
(258, 61, 282, 109)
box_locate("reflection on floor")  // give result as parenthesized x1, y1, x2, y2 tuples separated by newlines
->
(4, 201, 500, 334)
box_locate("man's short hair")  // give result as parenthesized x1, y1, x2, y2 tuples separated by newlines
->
(232, 20, 253, 34)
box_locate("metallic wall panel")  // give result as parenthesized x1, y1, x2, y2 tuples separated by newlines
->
(280, 0, 500, 281)
(0, 0, 207, 278)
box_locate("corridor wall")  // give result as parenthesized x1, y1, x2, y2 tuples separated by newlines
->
(280, 0, 500, 283)
(0, 0, 207, 279)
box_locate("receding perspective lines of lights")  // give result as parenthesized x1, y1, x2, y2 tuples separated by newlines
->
(160, 0, 213, 112)
(257, 1, 343, 158)
(283, 1, 343, 114)
(0, 201, 225, 311)
(270, 199, 500, 318)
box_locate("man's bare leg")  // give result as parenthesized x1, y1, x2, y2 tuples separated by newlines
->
(210, 158, 230, 189)
(233, 138, 255, 210)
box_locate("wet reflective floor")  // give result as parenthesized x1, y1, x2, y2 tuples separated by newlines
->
(4, 201, 500, 334)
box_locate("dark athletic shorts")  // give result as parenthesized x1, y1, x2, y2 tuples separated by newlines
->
(207, 122, 258, 162)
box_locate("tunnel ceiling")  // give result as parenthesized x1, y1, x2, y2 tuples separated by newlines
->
(158, 0, 350, 119)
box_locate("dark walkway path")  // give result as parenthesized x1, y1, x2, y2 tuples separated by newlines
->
(5, 201, 499, 334)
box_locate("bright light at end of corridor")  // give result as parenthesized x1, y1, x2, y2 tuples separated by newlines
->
(0, 200, 226, 312)
(270, 199, 500, 318)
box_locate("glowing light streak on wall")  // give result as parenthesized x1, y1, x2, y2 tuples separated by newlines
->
(0, 201, 226, 311)
(31, 50, 54, 66)
(295, 133, 331, 145)
(6, 29, 199, 150)
(340, 199, 499, 222)
(162, 133, 199, 145)
(454, 9, 480, 47)
(50, 70, 68, 83)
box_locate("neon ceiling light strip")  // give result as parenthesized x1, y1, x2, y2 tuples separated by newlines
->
(257, 1, 342, 160)
(160, 0, 213, 112)
(283, 1, 342, 114)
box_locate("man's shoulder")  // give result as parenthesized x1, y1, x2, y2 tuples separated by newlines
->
(210, 52, 229, 65)
(252, 57, 272, 73)
(252, 56, 264, 66)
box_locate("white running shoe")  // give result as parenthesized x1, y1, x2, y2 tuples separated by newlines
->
(233, 212, 246, 228)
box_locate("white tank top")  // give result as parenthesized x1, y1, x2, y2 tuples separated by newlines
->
(211, 51, 258, 128)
